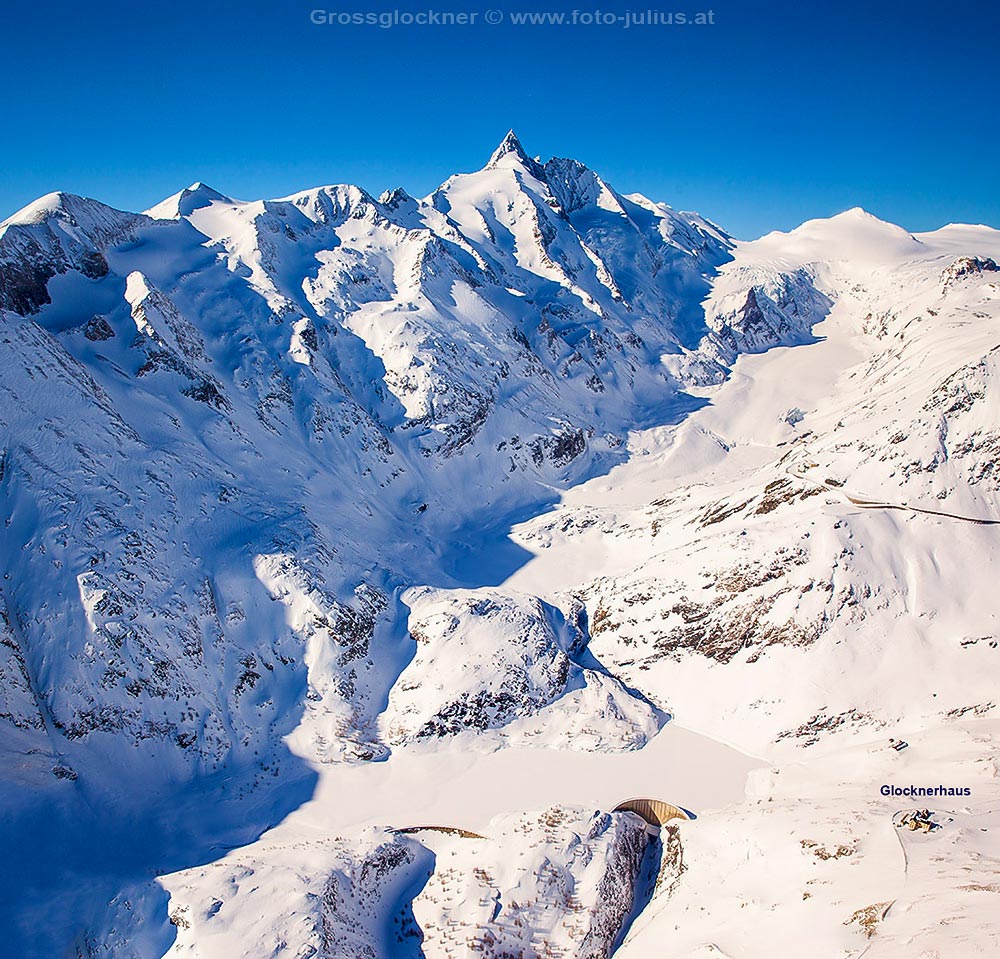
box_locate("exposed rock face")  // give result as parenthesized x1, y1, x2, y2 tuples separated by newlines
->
(577, 812, 655, 959)
(83, 314, 116, 341)
(409, 807, 652, 959)
(0, 599, 45, 734)
(317, 839, 431, 958)
(0, 192, 145, 314)
(704, 268, 833, 359)
(941, 254, 998, 285)
(135, 806, 651, 959)
(382, 587, 661, 750)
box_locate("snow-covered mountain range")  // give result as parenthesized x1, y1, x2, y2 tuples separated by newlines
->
(1, 133, 998, 957)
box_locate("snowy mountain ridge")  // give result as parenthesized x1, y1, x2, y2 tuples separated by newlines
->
(2, 134, 1000, 958)
(0, 133, 744, 782)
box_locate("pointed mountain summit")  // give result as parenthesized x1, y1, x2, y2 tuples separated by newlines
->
(146, 181, 232, 220)
(485, 130, 544, 177)
(488, 129, 529, 164)
(0, 191, 142, 235)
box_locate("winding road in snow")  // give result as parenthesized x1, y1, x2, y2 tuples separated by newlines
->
(788, 455, 1000, 526)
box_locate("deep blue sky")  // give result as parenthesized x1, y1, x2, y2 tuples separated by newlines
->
(3, 0, 997, 238)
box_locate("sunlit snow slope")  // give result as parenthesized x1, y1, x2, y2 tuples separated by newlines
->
(1, 134, 999, 958)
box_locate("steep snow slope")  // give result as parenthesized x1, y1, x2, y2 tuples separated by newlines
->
(1, 135, 999, 957)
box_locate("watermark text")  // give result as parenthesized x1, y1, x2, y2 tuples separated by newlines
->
(309, 8, 716, 29)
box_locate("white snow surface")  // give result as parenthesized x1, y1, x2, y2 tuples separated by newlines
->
(1, 133, 999, 956)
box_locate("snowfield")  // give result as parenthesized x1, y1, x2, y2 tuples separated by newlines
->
(1, 133, 999, 957)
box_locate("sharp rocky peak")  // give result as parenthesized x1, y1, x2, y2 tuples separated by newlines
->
(485, 130, 545, 177)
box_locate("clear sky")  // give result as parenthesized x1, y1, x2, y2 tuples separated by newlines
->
(2, 0, 996, 238)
